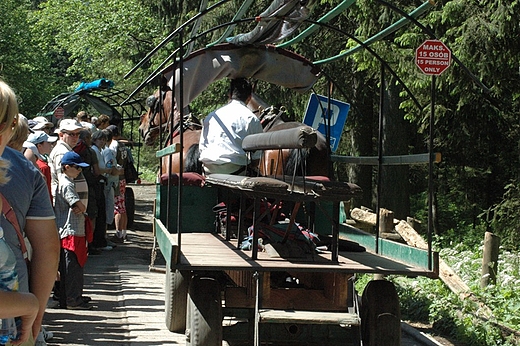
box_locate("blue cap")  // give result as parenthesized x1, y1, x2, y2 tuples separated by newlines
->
(61, 151, 89, 168)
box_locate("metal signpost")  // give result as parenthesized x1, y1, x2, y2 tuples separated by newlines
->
(416, 39, 451, 269)
(303, 94, 350, 152)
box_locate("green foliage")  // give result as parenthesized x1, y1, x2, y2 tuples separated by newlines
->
(392, 243, 520, 345)
(488, 183, 520, 250)
(135, 148, 160, 183)
(32, 0, 163, 92)
(355, 241, 520, 345)
(0, 0, 59, 115)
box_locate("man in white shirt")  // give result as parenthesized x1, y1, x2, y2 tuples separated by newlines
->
(48, 119, 88, 208)
(198, 78, 263, 175)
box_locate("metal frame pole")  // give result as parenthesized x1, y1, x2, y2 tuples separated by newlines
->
(375, 63, 385, 254)
(176, 29, 184, 263)
(428, 75, 436, 270)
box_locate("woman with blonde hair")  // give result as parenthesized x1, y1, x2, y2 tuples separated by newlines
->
(0, 80, 19, 181)
(0, 80, 39, 345)
(7, 114, 30, 153)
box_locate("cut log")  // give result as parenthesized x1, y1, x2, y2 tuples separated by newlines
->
(351, 207, 379, 225)
(351, 207, 401, 239)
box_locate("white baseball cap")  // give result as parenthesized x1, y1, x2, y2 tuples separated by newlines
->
(32, 116, 54, 130)
(58, 119, 83, 132)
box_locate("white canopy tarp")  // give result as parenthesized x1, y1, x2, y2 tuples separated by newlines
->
(161, 43, 321, 107)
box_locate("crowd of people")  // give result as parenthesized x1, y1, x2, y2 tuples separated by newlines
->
(0, 80, 133, 346)
(0, 76, 260, 346)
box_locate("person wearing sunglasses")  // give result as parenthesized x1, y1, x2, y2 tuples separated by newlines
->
(48, 119, 87, 204)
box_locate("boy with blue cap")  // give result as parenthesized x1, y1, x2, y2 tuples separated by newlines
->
(55, 151, 92, 310)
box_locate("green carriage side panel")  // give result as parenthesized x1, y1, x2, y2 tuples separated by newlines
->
(154, 217, 178, 267)
(157, 183, 218, 233)
(338, 224, 432, 270)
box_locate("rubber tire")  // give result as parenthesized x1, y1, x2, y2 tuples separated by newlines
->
(360, 279, 401, 346)
(125, 187, 135, 228)
(186, 276, 222, 346)
(165, 267, 189, 333)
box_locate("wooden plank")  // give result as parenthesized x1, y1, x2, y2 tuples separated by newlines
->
(154, 218, 178, 267)
(261, 272, 270, 304)
(225, 287, 254, 308)
(266, 288, 347, 311)
(259, 309, 360, 326)
(322, 272, 350, 307)
(156, 143, 180, 158)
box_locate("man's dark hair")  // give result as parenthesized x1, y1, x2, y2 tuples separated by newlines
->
(229, 78, 252, 102)
(102, 129, 113, 141)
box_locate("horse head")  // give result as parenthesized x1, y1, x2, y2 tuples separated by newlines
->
(140, 89, 203, 174)
(140, 89, 178, 146)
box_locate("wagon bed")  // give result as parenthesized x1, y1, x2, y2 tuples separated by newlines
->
(156, 230, 433, 277)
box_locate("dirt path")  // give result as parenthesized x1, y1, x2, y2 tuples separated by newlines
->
(42, 182, 181, 345)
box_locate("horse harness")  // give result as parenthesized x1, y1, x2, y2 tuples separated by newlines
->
(258, 105, 288, 132)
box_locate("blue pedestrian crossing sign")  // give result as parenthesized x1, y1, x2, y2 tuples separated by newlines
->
(303, 94, 350, 152)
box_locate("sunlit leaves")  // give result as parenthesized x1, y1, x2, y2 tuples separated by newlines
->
(33, 0, 162, 90)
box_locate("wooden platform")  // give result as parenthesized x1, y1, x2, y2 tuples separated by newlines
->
(164, 232, 433, 277)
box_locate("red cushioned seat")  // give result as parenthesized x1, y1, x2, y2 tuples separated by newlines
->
(159, 172, 205, 187)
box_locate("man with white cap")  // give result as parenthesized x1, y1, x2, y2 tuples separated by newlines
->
(25, 131, 58, 201)
(48, 119, 88, 206)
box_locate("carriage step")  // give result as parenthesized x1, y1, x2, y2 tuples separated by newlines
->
(258, 309, 361, 326)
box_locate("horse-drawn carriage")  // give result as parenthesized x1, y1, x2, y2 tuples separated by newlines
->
(127, 1, 440, 345)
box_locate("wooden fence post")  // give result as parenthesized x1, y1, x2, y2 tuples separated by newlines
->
(379, 208, 394, 234)
(481, 232, 500, 288)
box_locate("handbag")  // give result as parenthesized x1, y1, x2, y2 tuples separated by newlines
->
(124, 160, 139, 183)
(1, 194, 32, 265)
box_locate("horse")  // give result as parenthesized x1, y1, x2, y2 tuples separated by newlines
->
(248, 94, 332, 178)
(140, 89, 202, 174)
(140, 91, 331, 178)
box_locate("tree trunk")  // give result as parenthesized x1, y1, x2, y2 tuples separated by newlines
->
(380, 75, 410, 220)
(345, 71, 376, 209)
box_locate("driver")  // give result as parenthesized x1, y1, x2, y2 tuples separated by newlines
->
(198, 78, 263, 176)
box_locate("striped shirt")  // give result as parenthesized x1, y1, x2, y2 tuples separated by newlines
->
(55, 173, 87, 238)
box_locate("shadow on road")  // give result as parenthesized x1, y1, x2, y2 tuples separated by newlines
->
(43, 183, 177, 345)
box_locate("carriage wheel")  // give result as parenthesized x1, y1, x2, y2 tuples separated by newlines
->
(360, 279, 401, 346)
(165, 267, 189, 333)
(186, 276, 222, 346)
(125, 187, 135, 228)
